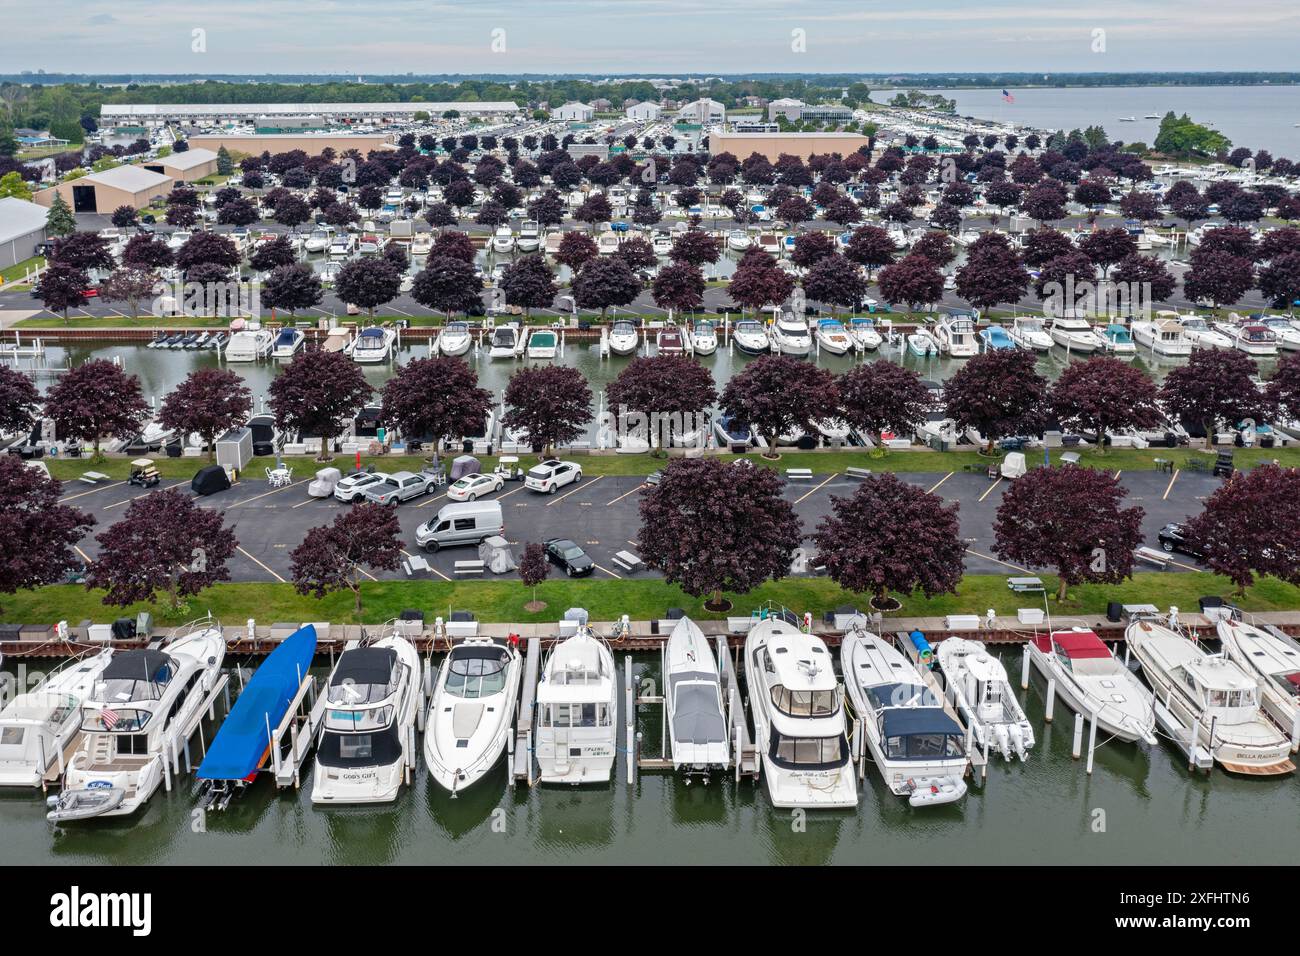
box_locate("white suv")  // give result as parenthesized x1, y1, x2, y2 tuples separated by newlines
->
(524, 459, 582, 494)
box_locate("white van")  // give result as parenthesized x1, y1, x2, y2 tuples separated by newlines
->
(415, 501, 504, 552)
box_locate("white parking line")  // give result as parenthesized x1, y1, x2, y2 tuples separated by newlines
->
(546, 474, 603, 506)
(236, 545, 286, 583)
(226, 478, 311, 508)
(60, 481, 126, 502)
(593, 563, 623, 580)
(978, 478, 1003, 502)
(605, 483, 646, 507)
(793, 473, 837, 505)
(927, 471, 955, 494)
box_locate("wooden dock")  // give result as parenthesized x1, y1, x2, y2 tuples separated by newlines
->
(511, 637, 540, 786)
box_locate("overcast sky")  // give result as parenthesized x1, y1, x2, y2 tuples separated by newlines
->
(4, 0, 1297, 75)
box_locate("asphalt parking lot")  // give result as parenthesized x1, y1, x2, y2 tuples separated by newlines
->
(57, 463, 1220, 585)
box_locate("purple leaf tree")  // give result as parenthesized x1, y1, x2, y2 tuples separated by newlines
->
(941, 349, 1047, 451)
(0, 363, 41, 435)
(1186, 464, 1300, 596)
(606, 354, 717, 449)
(380, 356, 493, 461)
(43, 358, 149, 460)
(502, 365, 593, 455)
(720, 354, 837, 458)
(159, 368, 252, 461)
(268, 350, 374, 461)
(1050, 357, 1162, 452)
(0, 457, 95, 613)
(836, 361, 931, 446)
(290, 503, 403, 616)
(519, 542, 550, 612)
(1159, 349, 1268, 443)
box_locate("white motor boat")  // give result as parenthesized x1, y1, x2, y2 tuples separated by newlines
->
(651, 233, 673, 257)
(437, 321, 473, 357)
(270, 326, 305, 359)
(353, 326, 397, 363)
(689, 320, 718, 355)
(937, 637, 1034, 762)
(770, 313, 812, 356)
(302, 228, 332, 254)
(1260, 316, 1300, 351)
(664, 617, 730, 776)
(607, 320, 641, 356)
(312, 629, 421, 804)
(488, 323, 524, 359)
(1027, 628, 1157, 744)
(848, 316, 882, 351)
(166, 229, 192, 252)
(731, 319, 770, 355)
(535, 626, 618, 784)
(224, 327, 273, 362)
(744, 615, 857, 808)
(906, 328, 939, 357)
(1047, 314, 1103, 353)
(596, 231, 620, 255)
(1215, 618, 1300, 753)
(526, 327, 559, 359)
(1177, 314, 1234, 349)
(410, 233, 433, 257)
(841, 627, 969, 807)
(934, 313, 979, 357)
(1126, 617, 1294, 775)
(425, 637, 522, 793)
(1213, 321, 1279, 357)
(51, 621, 226, 821)
(516, 220, 541, 253)
(328, 235, 356, 259)
(813, 318, 853, 355)
(491, 226, 515, 254)
(727, 229, 751, 252)
(1008, 315, 1053, 351)
(1131, 317, 1192, 357)
(0, 650, 114, 788)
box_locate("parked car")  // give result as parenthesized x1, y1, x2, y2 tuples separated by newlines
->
(362, 470, 439, 505)
(544, 538, 594, 577)
(524, 459, 583, 494)
(446, 472, 505, 502)
(1157, 522, 1204, 559)
(334, 469, 389, 503)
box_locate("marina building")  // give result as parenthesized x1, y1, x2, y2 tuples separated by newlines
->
(145, 147, 220, 183)
(0, 197, 48, 270)
(625, 101, 662, 122)
(33, 165, 173, 214)
(186, 133, 394, 158)
(708, 131, 871, 162)
(552, 102, 595, 122)
(98, 102, 520, 127)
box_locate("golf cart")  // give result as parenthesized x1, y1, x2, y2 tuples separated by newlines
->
(492, 455, 525, 482)
(128, 459, 161, 488)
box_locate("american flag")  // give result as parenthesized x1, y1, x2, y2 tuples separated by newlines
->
(99, 708, 120, 729)
(1001, 89, 1015, 103)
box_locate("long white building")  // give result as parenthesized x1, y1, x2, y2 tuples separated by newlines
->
(100, 102, 520, 125)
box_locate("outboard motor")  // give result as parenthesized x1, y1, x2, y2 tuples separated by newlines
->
(992, 724, 1011, 760)
(1009, 724, 1028, 761)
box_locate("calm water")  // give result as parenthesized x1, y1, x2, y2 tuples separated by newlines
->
(1, 648, 1295, 866)
(935, 85, 1300, 158)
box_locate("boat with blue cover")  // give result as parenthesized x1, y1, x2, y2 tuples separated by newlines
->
(196, 624, 317, 810)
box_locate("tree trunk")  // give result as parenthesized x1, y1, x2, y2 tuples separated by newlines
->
(1056, 577, 1069, 602)
(352, 577, 363, 616)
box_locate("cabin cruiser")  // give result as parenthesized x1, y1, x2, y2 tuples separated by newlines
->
(49, 621, 226, 821)
(437, 321, 473, 357)
(321, 327, 355, 354)
(0, 650, 114, 788)
(328, 235, 356, 259)
(312, 629, 421, 804)
(906, 328, 938, 357)
(745, 615, 856, 808)
(1216, 618, 1300, 753)
(848, 316, 882, 351)
(978, 325, 1016, 351)
(166, 229, 193, 252)
(526, 328, 558, 359)
(1259, 316, 1300, 351)
(1126, 617, 1294, 774)
(656, 323, 685, 355)
(1177, 314, 1233, 349)
(688, 319, 718, 355)
(813, 318, 854, 355)
(270, 326, 305, 359)
(224, 327, 273, 362)
(1047, 314, 1103, 353)
(731, 319, 770, 355)
(491, 226, 515, 254)
(425, 637, 523, 793)
(488, 323, 524, 359)
(770, 313, 812, 356)
(410, 232, 434, 257)
(1027, 628, 1156, 744)
(607, 320, 641, 356)
(934, 313, 979, 357)
(841, 627, 968, 806)
(596, 231, 620, 255)
(535, 626, 618, 784)
(516, 220, 541, 253)
(937, 638, 1034, 762)
(651, 233, 673, 257)
(1213, 321, 1278, 357)
(1008, 315, 1053, 351)
(353, 326, 397, 363)
(1098, 322, 1138, 358)
(1131, 317, 1192, 356)
(727, 229, 751, 252)
(664, 617, 730, 777)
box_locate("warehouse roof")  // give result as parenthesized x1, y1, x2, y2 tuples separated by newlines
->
(83, 165, 173, 192)
(101, 102, 519, 118)
(158, 147, 219, 171)
(0, 197, 48, 243)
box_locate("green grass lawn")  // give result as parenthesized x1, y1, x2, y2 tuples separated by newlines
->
(4, 572, 1296, 627)
(0, 255, 45, 286)
(16, 314, 234, 329)
(39, 444, 1300, 483)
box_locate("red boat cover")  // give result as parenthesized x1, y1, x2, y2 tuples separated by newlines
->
(1052, 630, 1110, 660)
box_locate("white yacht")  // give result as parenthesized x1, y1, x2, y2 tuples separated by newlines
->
(813, 318, 853, 355)
(841, 627, 968, 807)
(224, 327, 273, 362)
(607, 320, 641, 356)
(1177, 314, 1234, 349)
(1215, 618, 1300, 752)
(1047, 314, 1103, 353)
(535, 627, 618, 784)
(906, 328, 939, 357)
(1213, 321, 1278, 357)
(516, 220, 541, 253)
(437, 321, 473, 357)
(848, 316, 882, 351)
(526, 328, 559, 359)
(770, 313, 812, 356)
(353, 326, 397, 363)
(651, 233, 673, 257)
(302, 228, 332, 254)
(491, 226, 515, 254)
(1131, 317, 1193, 357)
(727, 229, 751, 252)
(937, 637, 1034, 762)
(50, 621, 226, 821)
(328, 234, 356, 259)
(744, 615, 857, 808)
(1126, 617, 1294, 774)
(731, 319, 770, 355)
(1008, 315, 1053, 351)
(1260, 316, 1300, 351)
(0, 650, 114, 788)
(596, 231, 620, 255)
(1027, 628, 1157, 744)
(664, 617, 730, 776)
(312, 630, 420, 805)
(425, 637, 522, 794)
(688, 319, 718, 355)
(934, 313, 979, 357)
(488, 323, 524, 359)
(270, 326, 305, 359)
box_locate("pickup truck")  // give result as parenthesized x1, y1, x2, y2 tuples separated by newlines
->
(362, 470, 439, 506)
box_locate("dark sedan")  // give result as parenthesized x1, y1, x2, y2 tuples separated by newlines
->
(544, 538, 594, 577)
(1157, 523, 1204, 560)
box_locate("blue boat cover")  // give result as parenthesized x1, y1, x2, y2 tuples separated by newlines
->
(197, 625, 317, 781)
(880, 707, 961, 738)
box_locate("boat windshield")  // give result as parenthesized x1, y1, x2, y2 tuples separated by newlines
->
(1183, 318, 1208, 330)
(93, 651, 175, 703)
(539, 702, 612, 727)
(445, 647, 510, 699)
(1019, 318, 1043, 331)
(316, 723, 401, 768)
(770, 732, 847, 768)
(769, 684, 838, 717)
(327, 647, 398, 706)
(884, 732, 965, 760)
